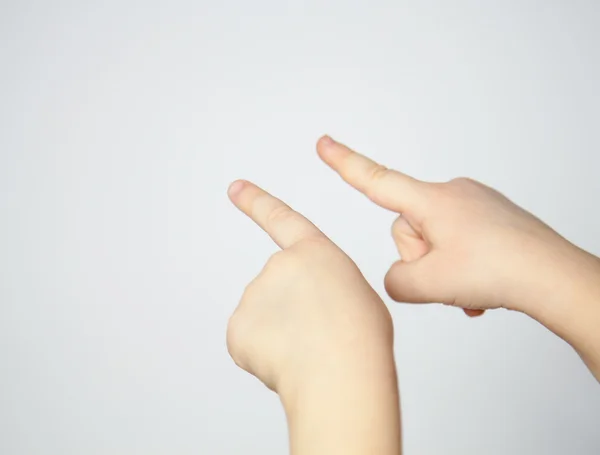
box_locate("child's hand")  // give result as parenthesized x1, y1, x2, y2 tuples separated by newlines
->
(317, 136, 600, 379)
(226, 180, 395, 397)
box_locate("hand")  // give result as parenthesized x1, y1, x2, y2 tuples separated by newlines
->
(226, 180, 394, 395)
(316, 136, 600, 379)
(227, 180, 402, 454)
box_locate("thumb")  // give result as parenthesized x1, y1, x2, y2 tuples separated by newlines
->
(384, 253, 456, 304)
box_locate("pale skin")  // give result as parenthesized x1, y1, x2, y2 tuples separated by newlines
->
(315, 135, 600, 380)
(226, 136, 600, 455)
(227, 180, 402, 455)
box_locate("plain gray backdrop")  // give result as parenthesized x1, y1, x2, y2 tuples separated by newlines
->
(1, 1, 599, 454)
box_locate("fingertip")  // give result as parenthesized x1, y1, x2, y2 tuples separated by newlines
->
(316, 134, 340, 162)
(228, 180, 247, 200)
(464, 309, 486, 318)
(384, 261, 404, 302)
(317, 134, 335, 148)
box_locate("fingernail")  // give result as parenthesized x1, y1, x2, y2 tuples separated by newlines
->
(228, 180, 246, 198)
(320, 135, 335, 146)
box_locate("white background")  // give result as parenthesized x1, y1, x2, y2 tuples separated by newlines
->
(1, 1, 599, 454)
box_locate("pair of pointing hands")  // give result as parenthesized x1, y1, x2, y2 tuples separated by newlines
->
(226, 136, 577, 394)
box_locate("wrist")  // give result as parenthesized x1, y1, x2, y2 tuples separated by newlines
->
(278, 343, 401, 455)
(278, 340, 397, 412)
(525, 244, 600, 378)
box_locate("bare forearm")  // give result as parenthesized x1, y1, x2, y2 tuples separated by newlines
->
(280, 346, 402, 455)
(526, 244, 600, 380)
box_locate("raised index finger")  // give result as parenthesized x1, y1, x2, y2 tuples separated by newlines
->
(228, 180, 327, 249)
(316, 136, 429, 213)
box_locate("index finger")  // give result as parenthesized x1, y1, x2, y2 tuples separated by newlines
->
(228, 180, 327, 249)
(316, 136, 430, 213)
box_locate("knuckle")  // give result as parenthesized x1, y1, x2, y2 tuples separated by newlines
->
(369, 164, 390, 182)
(226, 310, 245, 360)
(266, 249, 289, 268)
(438, 178, 480, 202)
(260, 250, 294, 276)
(266, 204, 294, 230)
(227, 279, 261, 365)
(226, 308, 255, 372)
(391, 215, 405, 233)
(241, 279, 259, 300)
(364, 165, 389, 201)
(448, 176, 477, 187)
